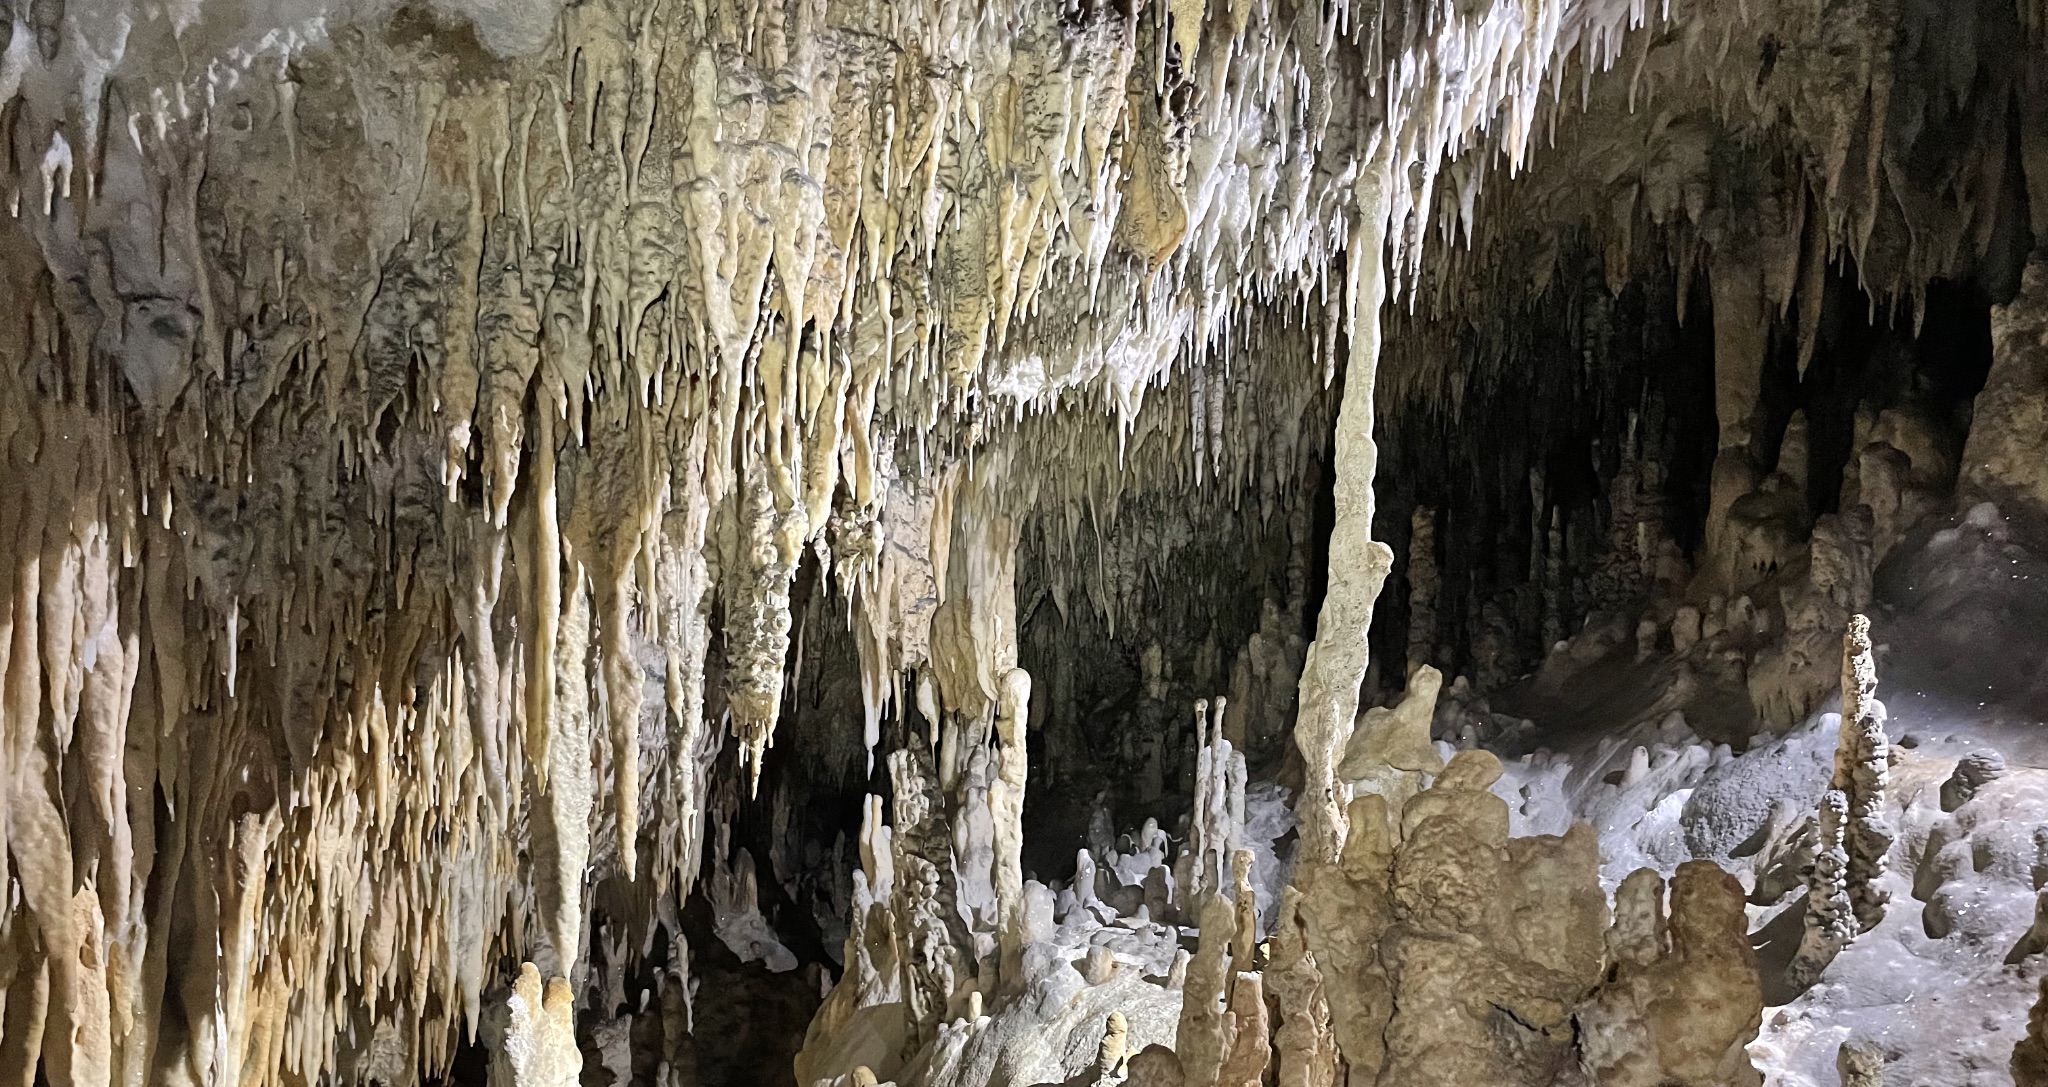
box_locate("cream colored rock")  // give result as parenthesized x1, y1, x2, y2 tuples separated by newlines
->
(1836, 1038, 1886, 1087)
(1095, 1011, 1130, 1085)
(1296, 798, 1395, 1083)
(1215, 974, 1270, 1087)
(1833, 615, 1893, 933)
(1579, 864, 1763, 1087)
(1406, 507, 1441, 675)
(1174, 891, 1237, 1087)
(1380, 771, 1605, 1087)
(0, 3, 2033, 1087)
(1124, 1046, 1186, 1087)
(1339, 666, 1447, 783)
(494, 966, 581, 1087)
(1264, 891, 1340, 1087)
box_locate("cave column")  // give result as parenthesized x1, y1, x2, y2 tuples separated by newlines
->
(1704, 256, 1770, 586)
(1292, 147, 1397, 866)
(991, 667, 1031, 992)
(926, 471, 1028, 998)
(1962, 252, 2048, 533)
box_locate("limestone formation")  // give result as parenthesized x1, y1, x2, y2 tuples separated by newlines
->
(1124, 1046, 1187, 1087)
(1297, 797, 1395, 1083)
(1095, 1011, 1130, 1086)
(1187, 700, 1248, 905)
(993, 667, 1034, 990)
(1215, 974, 1271, 1087)
(1338, 665, 1447, 793)
(1836, 1038, 1886, 1087)
(2020, 977, 2048, 1087)
(1578, 864, 1764, 1087)
(1967, 256, 2048, 534)
(2008, 890, 2048, 966)
(1380, 761, 1609, 1087)
(0, 0, 2041, 1084)
(1790, 790, 1855, 988)
(1833, 616, 1894, 933)
(1228, 851, 1258, 970)
(1173, 891, 1237, 1087)
(1406, 507, 1440, 675)
(1942, 750, 2008, 813)
(493, 966, 581, 1087)
(1264, 891, 1340, 1087)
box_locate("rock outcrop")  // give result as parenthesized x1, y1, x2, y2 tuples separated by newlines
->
(1579, 864, 1764, 1087)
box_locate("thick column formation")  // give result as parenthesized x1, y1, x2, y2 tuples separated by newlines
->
(1293, 149, 1398, 866)
(1405, 507, 1439, 675)
(992, 667, 1033, 990)
(1964, 255, 2048, 532)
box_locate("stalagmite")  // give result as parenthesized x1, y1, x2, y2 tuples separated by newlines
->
(1579, 864, 1764, 1087)
(1187, 700, 1247, 904)
(1338, 665, 1446, 791)
(1378, 753, 1609, 1087)
(1095, 1011, 1130, 1086)
(1833, 615, 1892, 933)
(1215, 972, 1270, 1087)
(1228, 851, 1257, 970)
(1297, 796, 1394, 1083)
(993, 667, 1032, 990)
(1264, 891, 1339, 1087)
(1174, 892, 1237, 1087)
(1791, 789, 1855, 988)
(1125, 1047, 1187, 1087)
(493, 966, 581, 1087)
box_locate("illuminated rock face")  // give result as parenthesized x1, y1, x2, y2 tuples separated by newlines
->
(1, 0, 2046, 1085)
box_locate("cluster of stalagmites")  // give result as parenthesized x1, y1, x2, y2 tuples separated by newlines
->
(795, 671, 1766, 1087)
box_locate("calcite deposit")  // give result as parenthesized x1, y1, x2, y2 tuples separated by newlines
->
(3, 0, 2048, 1085)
